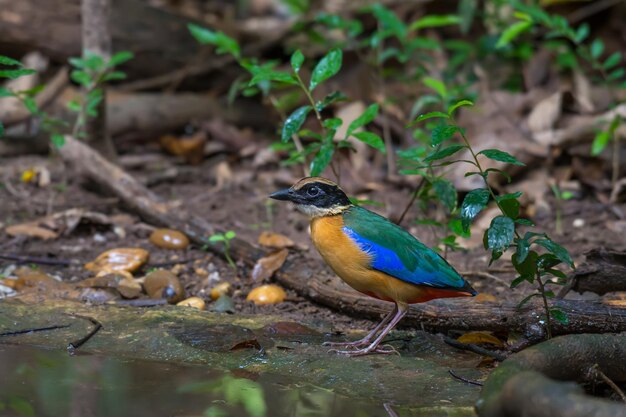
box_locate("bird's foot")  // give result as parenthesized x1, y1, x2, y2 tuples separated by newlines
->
(327, 344, 400, 357)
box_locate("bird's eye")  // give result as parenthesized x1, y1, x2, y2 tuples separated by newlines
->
(307, 186, 320, 197)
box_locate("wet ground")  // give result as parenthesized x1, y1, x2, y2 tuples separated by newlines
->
(1, 343, 436, 417)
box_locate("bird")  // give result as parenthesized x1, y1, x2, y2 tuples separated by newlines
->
(269, 177, 476, 356)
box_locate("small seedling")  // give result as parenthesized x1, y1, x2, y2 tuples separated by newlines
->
(208, 231, 237, 270)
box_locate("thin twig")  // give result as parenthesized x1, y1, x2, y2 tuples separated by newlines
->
(461, 271, 511, 288)
(448, 369, 484, 386)
(0, 254, 78, 266)
(383, 403, 399, 417)
(396, 177, 426, 225)
(589, 364, 626, 404)
(443, 336, 508, 362)
(112, 299, 168, 307)
(0, 324, 71, 337)
(67, 315, 103, 355)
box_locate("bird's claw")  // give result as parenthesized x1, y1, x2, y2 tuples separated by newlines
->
(322, 339, 369, 348)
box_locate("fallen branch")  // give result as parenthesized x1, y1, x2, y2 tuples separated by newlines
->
(57, 136, 626, 334)
(563, 249, 626, 296)
(477, 333, 626, 417)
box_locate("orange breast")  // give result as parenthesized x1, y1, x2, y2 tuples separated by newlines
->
(310, 215, 472, 305)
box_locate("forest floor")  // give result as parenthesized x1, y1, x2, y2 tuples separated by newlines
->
(2, 148, 625, 333)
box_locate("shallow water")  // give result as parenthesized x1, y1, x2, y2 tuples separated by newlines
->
(0, 343, 473, 417)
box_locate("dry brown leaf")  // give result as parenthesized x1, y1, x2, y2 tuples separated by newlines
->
(457, 332, 505, 347)
(159, 131, 206, 164)
(5, 223, 58, 240)
(251, 249, 288, 281)
(258, 231, 294, 249)
(528, 91, 562, 134)
(604, 299, 626, 307)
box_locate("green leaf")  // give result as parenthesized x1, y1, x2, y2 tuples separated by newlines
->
(0, 69, 36, 79)
(516, 218, 534, 226)
(316, 91, 347, 112)
(23, 96, 38, 115)
(102, 71, 127, 82)
(534, 238, 574, 268)
(590, 38, 604, 59)
(432, 178, 457, 212)
(487, 216, 515, 252)
(550, 309, 569, 325)
(608, 68, 625, 81)
(369, 4, 406, 39)
(499, 198, 520, 219)
(250, 70, 297, 86)
(188, 23, 240, 58)
(408, 111, 449, 126)
(431, 124, 459, 146)
(209, 234, 225, 242)
(71, 70, 90, 86)
(224, 230, 236, 240)
(323, 118, 342, 130)
(409, 15, 461, 31)
(447, 99, 474, 116)
(423, 77, 447, 98)
(512, 250, 538, 284)
(603, 52, 621, 70)
(478, 149, 525, 166)
(108, 51, 134, 67)
(423, 144, 466, 163)
(51, 134, 65, 148)
(517, 292, 540, 308)
(291, 50, 304, 73)
(352, 132, 386, 153)
(515, 236, 530, 264)
(496, 20, 532, 49)
(591, 130, 610, 155)
(0, 87, 13, 97)
(346, 103, 379, 137)
(0, 121, 3, 137)
(281, 106, 311, 142)
(0, 55, 23, 66)
(67, 99, 81, 112)
(574, 23, 589, 44)
(496, 192, 522, 202)
(310, 142, 334, 176)
(309, 48, 342, 92)
(460, 188, 490, 232)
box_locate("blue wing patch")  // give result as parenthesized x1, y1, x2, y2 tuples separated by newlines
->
(343, 226, 469, 291)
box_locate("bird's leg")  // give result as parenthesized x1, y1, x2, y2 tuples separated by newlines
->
(323, 305, 398, 348)
(331, 304, 408, 357)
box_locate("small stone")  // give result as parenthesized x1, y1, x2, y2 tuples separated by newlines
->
(210, 282, 231, 300)
(195, 268, 209, 278)
(143, 270, 185, 304)
(246, 284, 286, 305)
(149, 229, 190, 250)
(85, 248, 149, 274)
(177, 296, 206, 310)
(573, 218, 585, 228)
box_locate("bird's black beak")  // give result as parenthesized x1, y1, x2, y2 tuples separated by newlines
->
(269, 188, 294, 202)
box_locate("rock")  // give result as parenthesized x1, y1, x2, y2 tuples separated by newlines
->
(85, 248, 149, 273)
(143, 270, 185, 304)
(246, 284, 286, 305)
(149, 229, 190, 250)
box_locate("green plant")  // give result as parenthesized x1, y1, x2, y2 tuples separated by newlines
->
(189, 24, 385, 181)
(496, 1, 626, 186)
(410, 99, 574, 338)
(550, 183, 573, 236)
(65, 51, 133, 147)
(208, 231, 237, 270)
(0, 55, 38, 138)
(0, 51, 132, 148)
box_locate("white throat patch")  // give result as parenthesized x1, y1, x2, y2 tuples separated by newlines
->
(296, 204, 350, 218)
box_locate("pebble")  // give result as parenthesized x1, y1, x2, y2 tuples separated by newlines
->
(149, 229, 190, 250)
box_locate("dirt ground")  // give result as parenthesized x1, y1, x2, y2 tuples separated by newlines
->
(1, 148, 626, 333)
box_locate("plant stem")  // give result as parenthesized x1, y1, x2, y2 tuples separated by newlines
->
(268, 94, 309, 176)
(224, 240, 236, 270)
(536, 273, 553, 339)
